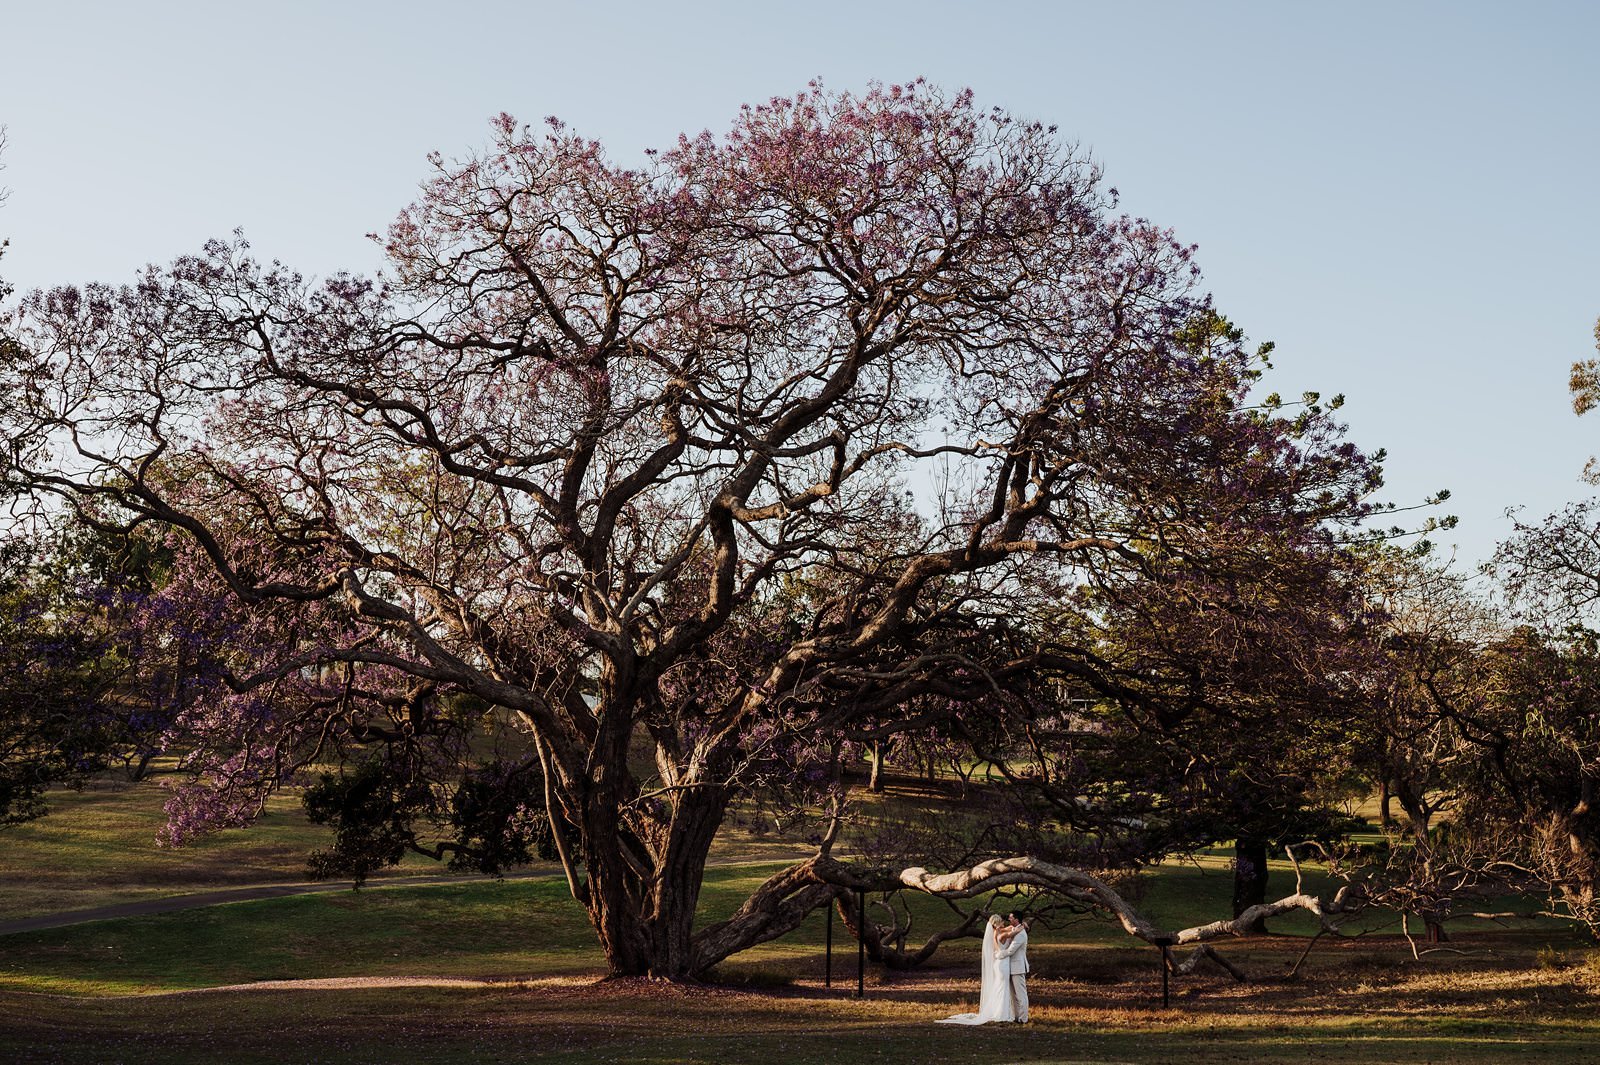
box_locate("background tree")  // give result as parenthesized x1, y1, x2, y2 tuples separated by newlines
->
(971, 377, 1379, 928)
(1464, 324, 1600, 931)
(0, 83, 1379, 978)
(1326, 333, 1600, 941)
(0, 529, 121, 825)
(1338, 549, 1501, 941)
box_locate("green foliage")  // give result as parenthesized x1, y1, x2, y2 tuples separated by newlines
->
(303, 756, 567, 884)
(303, 761, 432, 883)
(444, 758, 560, 874)
(0, 535, 121, 826)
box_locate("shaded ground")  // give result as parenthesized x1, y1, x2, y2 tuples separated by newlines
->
(6, 776, 1598, 1061)
(1, 874, 1596, 1063)
(4, 956, 1598, 1065)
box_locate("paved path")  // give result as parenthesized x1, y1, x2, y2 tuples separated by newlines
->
(0, 869, 554, 936)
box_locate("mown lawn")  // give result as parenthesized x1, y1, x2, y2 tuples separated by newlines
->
(3, 861, 1600, 1063)
(4, 776, 1600, 1063)
(3, 970, 1599, 1065)
(0, 772, 810, 922)
(0, 776, 359, 922)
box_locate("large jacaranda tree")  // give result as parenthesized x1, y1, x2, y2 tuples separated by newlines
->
(1, 83, 1379, 978)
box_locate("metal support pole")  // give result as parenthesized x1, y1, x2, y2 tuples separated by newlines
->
(824, 900, 833, 988)
(856, 891, 866, 998)
(1153, 936, 1175, 1008)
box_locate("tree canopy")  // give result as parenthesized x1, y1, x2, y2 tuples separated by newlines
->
(0, 82, 1381, 978)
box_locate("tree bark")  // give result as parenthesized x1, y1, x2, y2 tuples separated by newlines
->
(868, 739, 887, 793)
(574, 762, 734, 979)
(1232, 838, 1270, 932)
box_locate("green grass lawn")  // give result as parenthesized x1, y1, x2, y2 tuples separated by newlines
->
(0, 775, 398, 921)
(4, 862, 1599, 1063)
(5, 775, 1600, 1063)
(0, 878, 591, 994)
(0, 772, 812, 922)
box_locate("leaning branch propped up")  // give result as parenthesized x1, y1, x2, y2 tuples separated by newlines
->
(687, 852, 1365, 979)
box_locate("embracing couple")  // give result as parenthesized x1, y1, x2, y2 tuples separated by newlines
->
(938, 912, 1031, 1025)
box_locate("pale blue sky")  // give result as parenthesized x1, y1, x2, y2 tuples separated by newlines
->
(2, 0, 1595, 568)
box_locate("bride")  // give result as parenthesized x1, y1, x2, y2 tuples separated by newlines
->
(938, 915, 1017, 1024)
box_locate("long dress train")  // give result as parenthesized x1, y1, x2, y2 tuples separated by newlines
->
(938, 920, 1016, 1024)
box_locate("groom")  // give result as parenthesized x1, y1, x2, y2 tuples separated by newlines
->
(1001, 913, 1031, 1022)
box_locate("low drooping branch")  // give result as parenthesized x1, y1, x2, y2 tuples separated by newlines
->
(895, 855, 1362, 945)
(690, 858, 845, 973)
(688, 852, 1365, 979)
(1174, 943, 1248, 981)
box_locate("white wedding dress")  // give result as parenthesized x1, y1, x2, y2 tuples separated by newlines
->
(938, 919, 1016, 1024)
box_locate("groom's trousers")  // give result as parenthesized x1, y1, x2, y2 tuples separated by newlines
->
(1010, 973, 1029, 1022)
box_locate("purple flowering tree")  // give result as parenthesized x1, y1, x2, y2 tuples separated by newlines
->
(1, 83, 1380, 978)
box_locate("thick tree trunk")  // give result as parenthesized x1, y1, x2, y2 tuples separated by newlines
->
(578, 776, 731, 979)
(585, 853, 653, 976)
(645, 784, 730, 977)
(687, 858, 843, 976)
(1553, 796, 1600, 926)
(1232, 838, 1270, 932)
(1378, 777, 1393, 828)
(1388, 786, 1450, 942)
